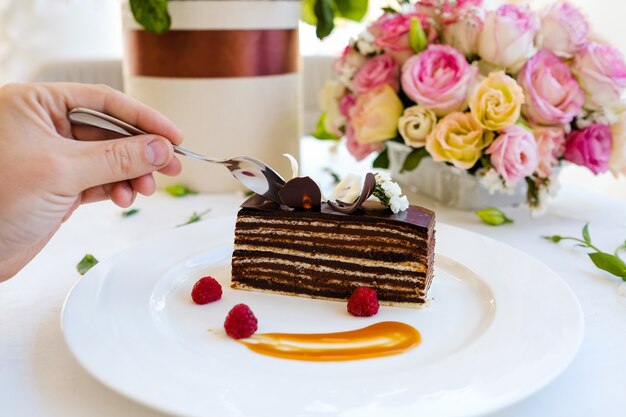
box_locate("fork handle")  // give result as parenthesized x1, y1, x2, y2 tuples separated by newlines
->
(67, 108, 221, 163)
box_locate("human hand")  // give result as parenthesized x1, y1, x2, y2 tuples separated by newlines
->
(0, 83, 183, 281)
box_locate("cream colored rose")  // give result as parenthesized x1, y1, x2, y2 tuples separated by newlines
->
(610, 111, 626, 176)
(398, 105, 436, 148)
(469, 71, 524, 131)
(426, 112, 494, 169)
(319, 81, 346, 137)
(351, 84, 404, 144)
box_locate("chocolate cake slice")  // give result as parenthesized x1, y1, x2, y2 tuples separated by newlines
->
(231, 197, 435, 307)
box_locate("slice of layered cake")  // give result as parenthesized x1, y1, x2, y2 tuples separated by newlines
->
(231, 173, 435, 307)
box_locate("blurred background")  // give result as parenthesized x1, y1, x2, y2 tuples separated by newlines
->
(0, 0, 623, 199)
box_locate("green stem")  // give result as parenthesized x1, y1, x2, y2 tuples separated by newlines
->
(557, 237, 603, 253)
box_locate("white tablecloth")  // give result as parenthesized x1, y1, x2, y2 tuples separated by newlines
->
(2, 139, 626, 417)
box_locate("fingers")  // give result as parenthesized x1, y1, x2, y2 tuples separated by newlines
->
(77, 174, 156, 207)
(157, 155, 182, 176)
(81, 182, 138, 208)
(67, 134, 174, 191)
(80, 184, 115, 204)
(130, 174, 156, 196)
(50, 83, 183, 145)
(110, 181, 137, 208)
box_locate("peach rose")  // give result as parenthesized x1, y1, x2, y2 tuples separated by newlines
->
(350, 84, 403, 144)
(319, 81, 346, 137)
(398, 105, 437, 148)
(469, 71, 524, 131)
(610, 111, 626, 176)
(533, 126, 566, 178)
(426, 112, 494, 169)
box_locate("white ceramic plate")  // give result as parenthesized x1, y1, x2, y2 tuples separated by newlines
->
(62, 218, 584, 417)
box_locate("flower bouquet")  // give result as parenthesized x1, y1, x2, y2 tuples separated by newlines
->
(318, 0, 626, 213)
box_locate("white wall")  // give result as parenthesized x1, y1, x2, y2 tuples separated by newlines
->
(0, 0, 122, 84)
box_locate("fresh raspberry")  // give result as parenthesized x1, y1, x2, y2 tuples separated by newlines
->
(347, 287, 380, 317)
(191, 276, 222, 304)
(224, 304, 258, 339)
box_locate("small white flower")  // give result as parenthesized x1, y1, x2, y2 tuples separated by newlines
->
(547, 176, 560, 197)
(576, 107, 614, 129)
(529, 201, 548, 218)
(479, 169, 515, 195)
(529, 181, 552, 217)
(373, 172, 410, 213)
(390, 195, 409, 214)
(355, 31, 381, 56)
(381, 180, 402, 196)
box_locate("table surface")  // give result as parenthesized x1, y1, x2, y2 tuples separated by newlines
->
(2, 138, 626, 417)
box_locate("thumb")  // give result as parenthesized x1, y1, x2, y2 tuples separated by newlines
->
(74, 135, 174, 189)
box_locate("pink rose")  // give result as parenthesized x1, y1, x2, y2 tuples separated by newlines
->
(536, 1, 589, 58)
(478, 4, 539, 72)
(573, 42, 626, 111)
(339, 94, 356, 118)
(345, 124, 383, 161)
(352, 54, 399, 94)
(369, 13, 436, 63)
(486, 125, 539, 184)
(564, 124, 612, 174)
(333, 45, 366, 86)
(518, 49, 584, 126)
(401, 44, 477, 116)
(442, 6, 485, 57)
(416, 0, 483, 23)
(533, 126, 566, 178)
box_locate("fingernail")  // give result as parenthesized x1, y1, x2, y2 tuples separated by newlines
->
(147, 139, 170, 166)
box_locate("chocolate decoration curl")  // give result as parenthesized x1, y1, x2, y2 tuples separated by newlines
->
(327, 173, 376, 214)
(279, 177, 322, 211)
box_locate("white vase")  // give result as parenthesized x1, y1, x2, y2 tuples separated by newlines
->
(121, 0, 302, 193)
(387, 141, 527, 210)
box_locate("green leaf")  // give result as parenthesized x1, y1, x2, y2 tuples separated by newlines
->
(381, 6, 399, 14)
(312, 113, 340, 140)
(77, 254, 99, 276)
(121, 208, 140, 217)
(475, 208, 514, 226)
(372, 147, 390, 169)
(164, 184, 198, 197)
(409, 17, 427, 54)
(588, 252, 626, 279)
(301, 0, 318, 25)
(334, 0, 369, 22)
(177, 208, 212, 228)
(314, 0, 335, 40)
(582, 223, 591, 244)
(129, 0, 171, 34)
(543, 235, 563, 243)
(401, 148, 428, 173)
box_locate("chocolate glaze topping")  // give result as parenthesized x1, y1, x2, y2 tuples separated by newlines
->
(241, 197, 435, 231)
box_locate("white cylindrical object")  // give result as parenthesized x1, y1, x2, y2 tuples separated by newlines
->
(122, 0, 302, 193)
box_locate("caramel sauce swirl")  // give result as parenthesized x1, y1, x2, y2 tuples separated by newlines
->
(239, 321, 420, 361)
